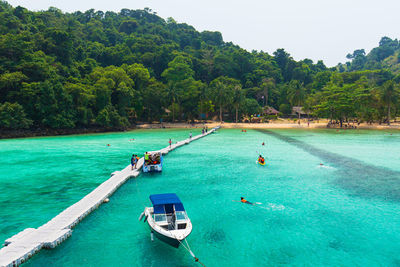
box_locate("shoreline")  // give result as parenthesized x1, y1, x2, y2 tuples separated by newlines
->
(1, 120, 399, 140)
(0, 127, 118, 140)
(137, 120, 400, 130)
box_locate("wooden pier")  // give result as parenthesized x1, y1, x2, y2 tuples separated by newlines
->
(0, 127, 219, 267)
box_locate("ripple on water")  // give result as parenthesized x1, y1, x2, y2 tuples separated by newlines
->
(259, 129, 400, 202)
(2, 129, 400, 266)
(204, 228, 227, 244)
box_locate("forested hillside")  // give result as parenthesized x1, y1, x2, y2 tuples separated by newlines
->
(340, 37, 400, 74)
(0, 1, 399, 132)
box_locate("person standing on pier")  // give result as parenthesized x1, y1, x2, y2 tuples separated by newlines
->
(134, 155, 140, 169)
(131, 154, 137, 170)
(169, 139, 172, 148)
(189, 132, 192, 139)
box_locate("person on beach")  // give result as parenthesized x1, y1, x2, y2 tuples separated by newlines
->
(169, 139, 172, 147)
(241, 197, 254, 205)
(202, 129, 204, 134)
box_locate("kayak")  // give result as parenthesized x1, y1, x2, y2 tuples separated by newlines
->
(257, 160, 266, 166)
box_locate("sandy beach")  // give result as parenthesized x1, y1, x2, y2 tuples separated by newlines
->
(137, 119, 400, 130)
(2, 119, 399, 139)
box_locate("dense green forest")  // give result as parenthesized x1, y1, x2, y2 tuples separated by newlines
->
(0, 1, 399, 131)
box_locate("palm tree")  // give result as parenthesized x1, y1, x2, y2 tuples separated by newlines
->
(287, 80, 305, 120)
(208, 76, 237, 122)
(165, 82, 177, 121)
(232, 85, 244, 123)
(261, 78, 275, 107)
(381, 80, 399, 125)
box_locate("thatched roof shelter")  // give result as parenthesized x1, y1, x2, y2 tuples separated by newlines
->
(292, 106, 306, 115)
(263, 106, 279, 115)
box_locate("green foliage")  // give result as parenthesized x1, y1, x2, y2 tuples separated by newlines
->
(118, 19, 138, 35)
(279, 103, 291, 116)
(287, 80, 305, 107)
(241, 98, 261, 116)
(0, 102, 32, 129)
(345, 37, 400, 73)
(95, 105, 129, 129)
(0, 3, 398, 130)
(208, 76, 240, 121)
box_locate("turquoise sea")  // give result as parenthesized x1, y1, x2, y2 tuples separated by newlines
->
(1, 128, 400, 266)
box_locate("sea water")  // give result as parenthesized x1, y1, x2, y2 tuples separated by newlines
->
(1, 129, 399, 266)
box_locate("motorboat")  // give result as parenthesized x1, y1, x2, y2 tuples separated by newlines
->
(143, 152, 163, 172)
(139, 193, 192, 248)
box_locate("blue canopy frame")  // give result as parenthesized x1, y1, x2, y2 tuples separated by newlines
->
(150, 193, 185, 214)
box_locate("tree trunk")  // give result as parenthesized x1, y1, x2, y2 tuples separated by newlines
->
(172, 101, 175, 122)
(387, 102, 391, 125)
(199, 99, 202, 121)
(148, 108, 151, 122)
(235, 106, 238, 123)
(219, 105, 222, 122)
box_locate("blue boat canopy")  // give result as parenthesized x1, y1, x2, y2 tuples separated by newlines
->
(150, 193, 185, 214)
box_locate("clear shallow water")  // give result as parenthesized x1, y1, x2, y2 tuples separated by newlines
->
(1, 129, 400, 266)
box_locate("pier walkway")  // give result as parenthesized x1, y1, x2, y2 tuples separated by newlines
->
(0, 127, 219, 267)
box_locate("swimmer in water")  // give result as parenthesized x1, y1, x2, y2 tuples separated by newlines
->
(262, 142, 265, 146)
(241, 197, 254, 205)
(107, 144, 110, 146)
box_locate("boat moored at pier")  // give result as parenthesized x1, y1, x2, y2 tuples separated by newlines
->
(139, 193, 192, 248)
(143, 152, 163, 172)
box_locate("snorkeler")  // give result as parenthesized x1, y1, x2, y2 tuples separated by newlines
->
(241, 197, 254, 205)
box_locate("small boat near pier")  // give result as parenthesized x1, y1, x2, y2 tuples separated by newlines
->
(143, 152, 163, 172)
(139, 193, 192, 248)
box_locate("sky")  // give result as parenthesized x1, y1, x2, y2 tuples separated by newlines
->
(6, 0, 400, 67)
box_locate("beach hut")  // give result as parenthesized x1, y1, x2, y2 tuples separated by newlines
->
(292, 106, 307, 119)
(263, 106, 280, 115)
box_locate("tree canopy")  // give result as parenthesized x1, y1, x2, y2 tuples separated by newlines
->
(0, 1, 399, 130)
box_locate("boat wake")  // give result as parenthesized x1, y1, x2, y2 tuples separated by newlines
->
(257, 203, 286, 211)
(317, 165, 335, 170)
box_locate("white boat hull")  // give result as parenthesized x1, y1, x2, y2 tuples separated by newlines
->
(144, 207, 192, 248)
